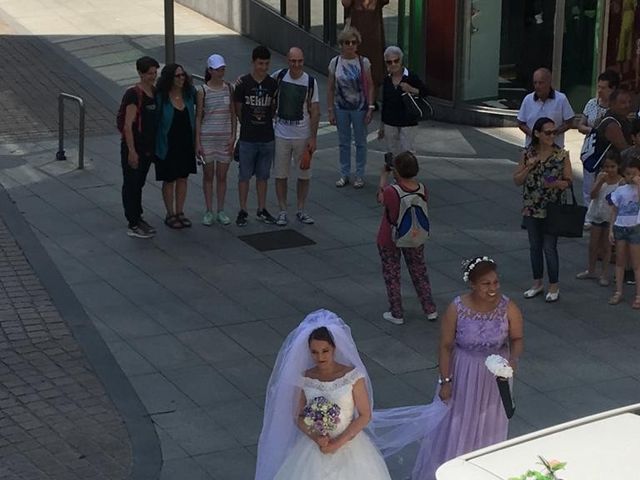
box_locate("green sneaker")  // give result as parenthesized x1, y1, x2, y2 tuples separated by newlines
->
(217, 211, 231, 225)
(202, 210, 215, 226)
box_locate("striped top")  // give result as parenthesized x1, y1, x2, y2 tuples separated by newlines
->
(200, 83, 233, 155)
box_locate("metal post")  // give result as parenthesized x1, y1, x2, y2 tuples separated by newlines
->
(56, 95, 66, 161)
(77, 98, 85, 170)
(164, 0, 175, 65)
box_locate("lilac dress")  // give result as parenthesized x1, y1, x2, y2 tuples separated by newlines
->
(412, 295, 511, 480)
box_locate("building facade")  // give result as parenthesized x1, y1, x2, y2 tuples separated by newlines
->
(179, 0, 639, 125)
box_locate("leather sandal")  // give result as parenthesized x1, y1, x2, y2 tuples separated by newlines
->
(608, 291, 623, 305)
(164, 214, 183, 229)
(177, 212, 192, 228)
(633, 296, 640, 310)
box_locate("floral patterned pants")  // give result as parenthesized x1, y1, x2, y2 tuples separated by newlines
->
(378, 244, 436, 319)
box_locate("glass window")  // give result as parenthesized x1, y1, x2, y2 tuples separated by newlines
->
(286, 0, 300, 24)
(310, 1, 324, 38)
(384, 0, 400, 47)
(260, 0, 281, 14)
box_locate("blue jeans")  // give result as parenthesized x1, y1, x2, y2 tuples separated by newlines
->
(335, 108, 368, 178)
(523, 216, 559, 283)
(238, 140, 274, 181)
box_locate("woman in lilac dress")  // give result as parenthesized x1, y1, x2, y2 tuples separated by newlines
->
(413, 257, 524, 479)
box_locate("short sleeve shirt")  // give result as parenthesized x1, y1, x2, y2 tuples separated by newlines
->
(582, 98, 607, 128)
(272, 69, 319, 140)
(610, 184, 640, 227)
(517, 90, 575, 147)
(521, 146, 569, 218)
(328, 55, 371, 111)
(122, 86, 156, 155)
(233, 74, 278, 142)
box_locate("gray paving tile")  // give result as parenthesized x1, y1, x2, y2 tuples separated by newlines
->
(107, 341, 157, 377)
(208, 399, 263, 446)
(177, 328, 251, 365)
(164, 365, 246, 407)
(140, 301, 212, 333)
(216, 357, 273, 397)
(88, 304, 167, 339)
(358, 335, 430, 375)
(221, 322, 284, 357)
(129, 334, 204, 370)
(128, 373, 197, 414)
(160, 457, 213, 480)
(194, 447, 256, 480)
(152, 408, 240, 456)
(156, 426, 189, 461)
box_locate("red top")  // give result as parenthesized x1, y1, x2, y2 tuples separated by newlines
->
(377, 181, 426, 248)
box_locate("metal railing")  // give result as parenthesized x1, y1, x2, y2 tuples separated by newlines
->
(56, 93, 85, 170)
(192, 73, 205, 83)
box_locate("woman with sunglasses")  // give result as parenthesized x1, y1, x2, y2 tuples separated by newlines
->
(377, 46, 427, 156)
(513, 117, 573, 303)
(328, 26, 375, 189)
(155, 63, 197, 229)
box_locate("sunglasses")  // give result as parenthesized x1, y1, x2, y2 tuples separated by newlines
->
(541, 129, 557, 136)
(385, 58, 400, 65)
(342, 40, 358, 46)
(174, 72, 186, 78)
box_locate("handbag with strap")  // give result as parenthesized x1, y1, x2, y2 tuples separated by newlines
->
(401, 92, 433, 121)
(544, 185, 587, 238)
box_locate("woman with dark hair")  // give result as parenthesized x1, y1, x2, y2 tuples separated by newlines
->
(412, 257, 524, 478)
(155, 63, 197, 229)
(377, 151, 437, 325)
(513, 117, 573, 302)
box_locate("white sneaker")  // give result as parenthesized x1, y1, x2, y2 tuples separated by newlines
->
(276, 211, 288, 227)
(426, 311, 438, 322)
(383, 312, 404, 325)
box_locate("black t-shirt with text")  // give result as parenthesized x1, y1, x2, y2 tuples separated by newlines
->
(233, 74, 278, 142)
(122, 86, 156, 155)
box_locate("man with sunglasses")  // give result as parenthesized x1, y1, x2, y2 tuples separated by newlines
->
(517, 68, 575, 147)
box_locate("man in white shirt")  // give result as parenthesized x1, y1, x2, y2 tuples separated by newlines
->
(273, 47, 320, 226)
(517, 68, 575, 147)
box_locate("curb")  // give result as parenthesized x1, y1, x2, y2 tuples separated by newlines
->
(0, 186, 162, 480)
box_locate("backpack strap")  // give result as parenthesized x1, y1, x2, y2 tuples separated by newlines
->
(133, 85, 144, 133)
(358, 55, 369, 107)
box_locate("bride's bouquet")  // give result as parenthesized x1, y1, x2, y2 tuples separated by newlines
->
(302, 396, 341, 436)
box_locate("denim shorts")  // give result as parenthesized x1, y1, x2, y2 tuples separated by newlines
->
(612, 225, 640, 244)
(238, 140, 274, 181)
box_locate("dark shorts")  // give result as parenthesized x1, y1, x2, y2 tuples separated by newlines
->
(591, 221, 609, 228)
(613, 225, 640, 244)
(238, 140, 274, 181)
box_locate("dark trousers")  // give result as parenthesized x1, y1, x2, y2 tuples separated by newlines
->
(121, 142, 152, 227)
(523, 216, 559, 283)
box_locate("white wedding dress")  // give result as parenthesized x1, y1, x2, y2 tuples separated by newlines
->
(274, 368, 392, 480)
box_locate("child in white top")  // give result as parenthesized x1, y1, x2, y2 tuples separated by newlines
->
(576, 151, 622, 285)
(608, 155, 640, 307)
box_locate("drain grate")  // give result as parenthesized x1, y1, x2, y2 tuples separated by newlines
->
(238, 229, 316, 252)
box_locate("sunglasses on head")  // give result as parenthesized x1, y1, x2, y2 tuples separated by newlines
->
(342, 39, 358, 46)
(385, 58, 400, 65)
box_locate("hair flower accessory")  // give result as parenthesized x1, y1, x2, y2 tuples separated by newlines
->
(461, 256, 495, 282)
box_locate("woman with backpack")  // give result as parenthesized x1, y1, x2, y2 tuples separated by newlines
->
(327, 26, 375, 189)
(376, 151, 437, 325)
(195, 54, 236, 226)
(377, 46, 428, 156)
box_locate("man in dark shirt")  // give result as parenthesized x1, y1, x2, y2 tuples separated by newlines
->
(120, 56, 159, 238)
(233, 46, 279, 227)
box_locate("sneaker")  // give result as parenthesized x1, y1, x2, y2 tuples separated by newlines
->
(383, 312, 404, 325)
(257, 209, 276, 224)
(127, 224, 154, 239)
(216, 211, 231, 225)
(335, 176, 350, 188)
(353, 177, 365, 189)
(202, 210, 215, 226)
(296, 211, 315, 225)
(575, 270, 596, 280)
(138, 218, 156, 234)
(426, 311, 438, 322)
(236, 210, 248, 227)
(625, 269, 636, 285)
(276, 211, 288, 227)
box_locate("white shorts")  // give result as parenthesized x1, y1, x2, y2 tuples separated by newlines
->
(274, 137, 312, 180)
(384, 125, 417, 156)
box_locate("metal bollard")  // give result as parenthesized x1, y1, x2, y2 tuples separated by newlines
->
(56, 93, 86, 170)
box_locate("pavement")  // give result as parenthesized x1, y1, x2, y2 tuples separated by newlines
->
(1, 1, 640, 479)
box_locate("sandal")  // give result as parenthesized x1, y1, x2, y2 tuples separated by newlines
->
(608, 291, 623, 305)
(177, 212, 192, 228)
(633, 296, 640, 310)
(164, 214, 183, 229)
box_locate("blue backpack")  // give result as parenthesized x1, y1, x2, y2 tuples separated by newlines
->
(387, 184, 430, 247)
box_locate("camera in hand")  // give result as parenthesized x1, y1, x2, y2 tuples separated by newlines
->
(384, 152, 394, 171)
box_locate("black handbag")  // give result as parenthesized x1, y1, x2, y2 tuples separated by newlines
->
(545, 185, 587, 238)
(401, 92, 433, 121)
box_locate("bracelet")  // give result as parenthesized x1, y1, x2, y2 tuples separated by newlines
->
(368, 105, 376, 110)
(438, 377, 452, 385)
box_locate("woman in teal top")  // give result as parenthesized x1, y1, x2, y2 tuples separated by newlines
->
(155, 63, 197, 229)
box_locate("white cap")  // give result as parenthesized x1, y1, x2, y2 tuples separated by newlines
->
(207, 54, 226, 69)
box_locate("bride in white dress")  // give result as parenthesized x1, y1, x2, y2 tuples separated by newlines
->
(255, 309, 448, 480)
(255, 310, 391, 480)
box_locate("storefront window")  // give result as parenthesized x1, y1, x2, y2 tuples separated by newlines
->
(604, 0, 639, 90)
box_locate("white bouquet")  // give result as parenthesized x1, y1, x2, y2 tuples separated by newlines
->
(485, 354, 513, 379)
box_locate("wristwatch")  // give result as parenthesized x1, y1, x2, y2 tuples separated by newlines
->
(438, 377, 452, 385)
(368, 105, 376, 110)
